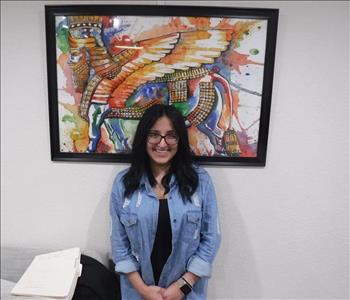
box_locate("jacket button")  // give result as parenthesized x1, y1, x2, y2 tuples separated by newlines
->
(173, 219, 177, 223)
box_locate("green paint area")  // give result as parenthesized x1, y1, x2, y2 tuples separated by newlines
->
(62, 115, 75, 123)
(249, 48, 259, 55)
(105, 119, 139, 150)
(125, 95, 137, 108)
(121, 120, 139, 138)
(92, 107, 102, 125)
(56, 27, 69, 53)
(172, 102, 191, 116)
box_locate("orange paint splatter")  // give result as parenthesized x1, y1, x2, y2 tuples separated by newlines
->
(188, 126, 214, 156)
(232, 21, 258, 48)
(232, 90, 240, 116)
(217, 105, 231, 131)
(216, 18, 234, 29)
(187, 17, 211, 30)
(216, 20, 258, 48)
(171, 17, 188, 30)
(135, 17, 188, 41)
(222, 50, 263, 74)
(188, 126, 202, 156)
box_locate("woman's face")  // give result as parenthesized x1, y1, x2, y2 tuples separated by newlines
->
(146, 115, 178, 169)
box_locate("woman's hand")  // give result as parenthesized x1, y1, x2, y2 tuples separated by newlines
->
(140, 285, 165, 300)
(126, 272, 164, 300)
(160, 282, 184, 300)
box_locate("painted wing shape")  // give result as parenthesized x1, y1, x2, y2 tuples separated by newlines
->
(110, 29, 231, 105)
(89, 33, 180, 107)
(110, 33, 180, 87)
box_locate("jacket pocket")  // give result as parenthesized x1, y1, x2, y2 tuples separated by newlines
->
(182, 210, 202, 244)
(120, 212, 140, 252)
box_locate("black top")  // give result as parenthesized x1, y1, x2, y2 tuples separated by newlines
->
(151, 198, 172, 285)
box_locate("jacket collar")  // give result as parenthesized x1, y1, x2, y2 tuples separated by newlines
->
(140, 172, 177, 195)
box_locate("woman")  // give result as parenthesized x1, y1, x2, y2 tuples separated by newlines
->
(110, 104, 221, 300)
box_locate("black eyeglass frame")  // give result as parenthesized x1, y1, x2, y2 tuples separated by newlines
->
(147, 133, 179, 145)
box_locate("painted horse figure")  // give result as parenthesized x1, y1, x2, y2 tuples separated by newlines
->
(67, 16, 243, 156)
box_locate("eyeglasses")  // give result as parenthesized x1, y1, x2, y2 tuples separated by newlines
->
(147, 132, 179, 145)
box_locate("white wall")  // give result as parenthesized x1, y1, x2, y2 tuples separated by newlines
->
(1, 1, 348, 299)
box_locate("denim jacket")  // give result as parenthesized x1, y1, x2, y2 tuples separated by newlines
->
(110, 165, 221, 300)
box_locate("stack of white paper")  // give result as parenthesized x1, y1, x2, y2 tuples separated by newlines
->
(11, 247, 82, 300)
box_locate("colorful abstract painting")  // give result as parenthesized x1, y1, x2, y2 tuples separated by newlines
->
(46, 5, 278, 165)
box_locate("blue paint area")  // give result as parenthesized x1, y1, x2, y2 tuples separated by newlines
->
(126, 83, 169, 107)
(104, 118, 131, 151)
(197, 123, 224, 155)
(101, 23, 130, 49)
(88, 106, 112, 152)
(204, 96, 220, 131)
(185, 92, 200, 114)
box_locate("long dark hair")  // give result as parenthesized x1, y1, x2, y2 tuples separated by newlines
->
(123, 104, 198, 201)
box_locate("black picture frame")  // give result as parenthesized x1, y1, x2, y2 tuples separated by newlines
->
(45, 4, 278, 166)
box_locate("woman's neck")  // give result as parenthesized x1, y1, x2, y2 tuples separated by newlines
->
(150, 162, 170, 184)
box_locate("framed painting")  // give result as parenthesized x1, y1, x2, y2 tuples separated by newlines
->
(45, 5, 278, 165)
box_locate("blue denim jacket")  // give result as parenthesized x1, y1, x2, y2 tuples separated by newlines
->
(110, 165, 221, 299)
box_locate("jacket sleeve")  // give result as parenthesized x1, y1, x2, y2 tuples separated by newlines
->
(110, 173, 140, 274)
(186, 172, 221, 278)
